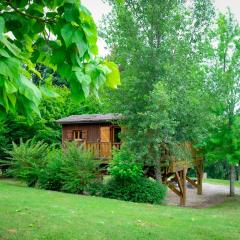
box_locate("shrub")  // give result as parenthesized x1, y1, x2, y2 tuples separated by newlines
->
(38, 149, 64, 191)
(85, 180, 104, 196)
(109, 145, 143, 179)
(4, 139, 49, 187)
(90, 176, 166, 204)
(60, 142, 99, 194)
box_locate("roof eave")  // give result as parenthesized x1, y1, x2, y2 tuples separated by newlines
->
(56, 119, 121, 125)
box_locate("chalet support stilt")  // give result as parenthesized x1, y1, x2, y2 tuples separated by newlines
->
(165, 168, 187, 206)
(185, 163, 203, 196)
(179, 168, 187, 206)
(186, 176, 198, 188)
(196, 163, 203, 195)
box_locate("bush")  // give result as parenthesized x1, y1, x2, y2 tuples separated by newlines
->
(4, 139, 48, 187)
(60, 142, 99, 194)
(109, 145, 143, 179)
(38, 149, 64, 191)
(90, 145, 166, 204)
(89, 176, 166, 204)
(85, 180, 104, 196)
(2, 140, 100, 193)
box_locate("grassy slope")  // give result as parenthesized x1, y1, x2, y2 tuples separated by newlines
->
(204, 178, 240, 187)
(0, 180, 240, 240)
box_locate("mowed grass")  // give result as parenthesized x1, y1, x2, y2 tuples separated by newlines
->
(204, 178, 240, 187)
(0, 180, 240, 240)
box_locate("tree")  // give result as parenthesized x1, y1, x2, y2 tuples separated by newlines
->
(0, 85, 103, 151)
(0, 0, 120, 120)
(101, 0, 215, 180)
(205, 11, 240, 196)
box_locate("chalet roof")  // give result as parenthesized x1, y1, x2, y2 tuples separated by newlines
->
(56, 113, 121, 124)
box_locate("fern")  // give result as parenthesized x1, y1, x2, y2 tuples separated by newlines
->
(3, 139, 49, 186)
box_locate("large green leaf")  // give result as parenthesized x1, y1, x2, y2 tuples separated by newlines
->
(40, 85, 59, 98)
(72, 29, 88, 57)
(12, 0, 28, 8)
(4, 78, 17, 94)
(72, 66, 91, 97)
(18, 75, 42, 105)
(1, 37, 21, 57)
(0, 17, 4, 39)
(27, 3, 44, 17)
(64, 3, 79, 22)
(57, 63, 72, 79)
(0, 48, 10, 58)
(70, 76, 84, 102)
(0, 57, 20, 81)
(51, 47, 66, 64)
(104, 61, 121, 88)
(61, 23, 75, 48)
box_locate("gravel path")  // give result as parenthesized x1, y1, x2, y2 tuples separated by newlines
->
(166, 183, 240, 208)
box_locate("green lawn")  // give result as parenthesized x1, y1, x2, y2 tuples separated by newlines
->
(204, 178, 240, 187)
(0, 180, 240, 240)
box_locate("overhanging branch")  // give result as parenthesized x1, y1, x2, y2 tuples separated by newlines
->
(5, 0, 55, 24)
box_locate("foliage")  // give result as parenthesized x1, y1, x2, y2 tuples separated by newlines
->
(203, 11, 240, 194)
(2, 140, 99, 193)
(34, 86, 103, 145)
(206, 119, 240, 165)
(169, 143, 193, 163)
(101, 0, 215, 179)
(0, 85, 103, 153)
(109, 145, 143, 179)
(0, 121, 10, 162)
(85, 180, 104, 196)
(60, 142, 99, 194)
(3, 139, 48, 187)
(38, 149, 64, 191)
(0, 0, 120, 120)
(204, 11, 240, 165)
(100, 177, 166, 204)
(204, 160, 230, 180)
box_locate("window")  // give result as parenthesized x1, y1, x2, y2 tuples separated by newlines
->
(73, 130, 83, 140)
(113, 127, 121, 143)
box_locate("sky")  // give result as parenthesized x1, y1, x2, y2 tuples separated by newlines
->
(81, 0, 240, 56)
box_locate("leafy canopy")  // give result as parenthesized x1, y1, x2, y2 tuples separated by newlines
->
(205, 11, 240, 166)
(0, 0, 120, 120)
(101, 0, 215, 172)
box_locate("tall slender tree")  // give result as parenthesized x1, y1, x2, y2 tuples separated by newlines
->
(205, 10, 240, 196)
(102, 0, 215, 180)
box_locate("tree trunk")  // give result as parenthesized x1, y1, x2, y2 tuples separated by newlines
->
(229, 164, 235, 197)
(238, 160, 240, 181)
(155, 166, 162, 183)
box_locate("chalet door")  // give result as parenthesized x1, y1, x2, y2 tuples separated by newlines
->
(100, 126, 111, 158)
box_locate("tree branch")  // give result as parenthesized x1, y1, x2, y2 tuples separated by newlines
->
(5, 0, 55, 24)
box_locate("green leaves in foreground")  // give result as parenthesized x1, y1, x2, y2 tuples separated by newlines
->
(0, 1, 120, 120)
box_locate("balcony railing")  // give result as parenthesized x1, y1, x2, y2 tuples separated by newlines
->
(75, 141, 121, 160)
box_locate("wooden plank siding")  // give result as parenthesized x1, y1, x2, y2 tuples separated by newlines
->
(62, 123, 113, 144)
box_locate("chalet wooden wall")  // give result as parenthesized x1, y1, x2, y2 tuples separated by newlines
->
(62, 123, 113, 144)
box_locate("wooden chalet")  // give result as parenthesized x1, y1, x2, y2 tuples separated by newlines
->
(56, 113, 204, 206)
(56, 113, 122, 159)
